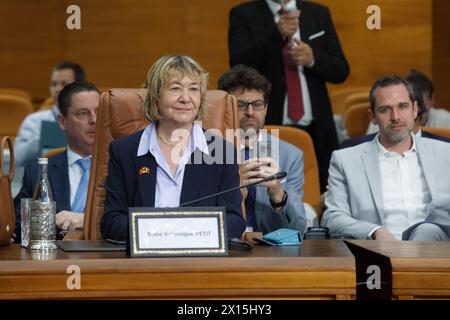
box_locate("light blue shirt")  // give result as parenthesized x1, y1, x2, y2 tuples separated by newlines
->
(66, 146, 91, 208)
(136, 122, 209, 207)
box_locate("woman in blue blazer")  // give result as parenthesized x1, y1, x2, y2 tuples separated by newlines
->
(100, 55, 245, 242)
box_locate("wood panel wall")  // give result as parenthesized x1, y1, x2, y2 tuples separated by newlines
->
(0, 0, 447, 107)
(433, 0, 450, 108)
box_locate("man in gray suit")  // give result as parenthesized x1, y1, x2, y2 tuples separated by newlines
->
(218, 65, 307, 235)
(322, 75, 450, 241)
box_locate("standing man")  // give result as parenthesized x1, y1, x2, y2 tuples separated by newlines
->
(322, 76, 450, 241)
(14, 82, 100, 240)
(228, 0, 350, 192)
(218, 64, 307, 234)
(14, 61, 86, 167)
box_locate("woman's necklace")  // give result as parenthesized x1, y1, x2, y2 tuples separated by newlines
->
(157, 134, 179, 147)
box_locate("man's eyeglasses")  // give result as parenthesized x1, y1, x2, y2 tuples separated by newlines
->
(237, 100, 267, 111)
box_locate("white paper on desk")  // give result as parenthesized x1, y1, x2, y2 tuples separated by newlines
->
(137, 217, 219, 249)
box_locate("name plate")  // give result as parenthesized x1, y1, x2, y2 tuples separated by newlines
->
(128, 207, 228, 257)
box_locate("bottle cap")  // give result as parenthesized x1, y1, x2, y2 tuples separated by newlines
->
(38, 158, 48, 164)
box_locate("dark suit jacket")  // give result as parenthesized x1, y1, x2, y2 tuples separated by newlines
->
(339, 131, 450, 149)
(13, 151, 71, 239)
(100, 130, 246, 242)
(228, 0, 349, 159)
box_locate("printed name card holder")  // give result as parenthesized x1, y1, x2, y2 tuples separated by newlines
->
(128, 207, 228, 257)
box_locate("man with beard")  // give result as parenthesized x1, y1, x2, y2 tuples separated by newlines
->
(322, 75, 450, 241)
(218, 65, 307, 234)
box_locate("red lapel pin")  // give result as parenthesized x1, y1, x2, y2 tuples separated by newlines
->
(139, 166, 150, 175)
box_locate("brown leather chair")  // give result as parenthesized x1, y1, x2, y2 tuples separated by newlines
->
(79, 88, 240, 240)
(0, 94, 34, 139)
(39, 96, 54, 110)
(329, 86, 370, 115)
(422, 126, 450, 139)
(43, 147, 66, 158)
(342, 92, 369, 113)
(0, 88, 32, 103)
(264, 125, 321, 218)
(344, 102, 370, 138)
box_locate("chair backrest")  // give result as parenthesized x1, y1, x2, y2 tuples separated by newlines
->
(264, 125, 321, 216)
(83, 88, 240, 240)
(345, 102, 370, 138)
(0, 88, 32, 103)
(422, 126, 450, 139)
(329, 86, 370, 115)
(43, 147, 66, 158)
(0, 94, 34, 138)
(343, 91, 370, 112)
(40, 97, 54, 110)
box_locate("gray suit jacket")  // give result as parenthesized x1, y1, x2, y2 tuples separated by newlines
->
(322, 136, 450, 239)
(252, 133, 307, 235)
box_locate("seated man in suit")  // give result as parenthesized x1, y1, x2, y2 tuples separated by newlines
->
(14, 81, 100, 240)
(14, 61, 86, 167)
(322, 75, 450, 241)
(218, 64, 307, 235)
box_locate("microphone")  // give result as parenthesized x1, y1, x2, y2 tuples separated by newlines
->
(179, 171, 288, 207)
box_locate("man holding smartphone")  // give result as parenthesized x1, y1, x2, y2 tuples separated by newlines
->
(218, 65, 307, 235)
(228, 0, 349, 193)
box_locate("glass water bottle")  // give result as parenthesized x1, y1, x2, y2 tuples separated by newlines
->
(28, 157, 58, 251)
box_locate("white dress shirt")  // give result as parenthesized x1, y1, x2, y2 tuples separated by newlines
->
(373, 135, 431, 240)
(265, 0, 314, 126)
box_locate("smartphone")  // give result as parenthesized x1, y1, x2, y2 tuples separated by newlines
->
(255, 140, 272, 159)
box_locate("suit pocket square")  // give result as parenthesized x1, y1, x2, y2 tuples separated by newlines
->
(253, 228, 303, 246)
(308, 30, 325, 40)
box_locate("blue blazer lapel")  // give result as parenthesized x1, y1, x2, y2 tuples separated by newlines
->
(361, 140, 385, 224)
(180, 148, 208, 205)
(49, 152, 70, 211)
(136, 152, 157, 207)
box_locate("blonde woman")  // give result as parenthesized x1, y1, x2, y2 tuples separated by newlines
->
(101, 55, 245, 241)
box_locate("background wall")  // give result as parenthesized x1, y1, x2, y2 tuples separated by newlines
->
(0, 0, 448, 108)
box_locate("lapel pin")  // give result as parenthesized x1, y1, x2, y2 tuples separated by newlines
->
(139, 166, 150, 175)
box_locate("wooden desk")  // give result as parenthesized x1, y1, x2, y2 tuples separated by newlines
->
(346, 240, 450, 300)
(0, 240, 355, 300)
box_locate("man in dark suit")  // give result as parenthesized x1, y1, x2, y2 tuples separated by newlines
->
(228, 0, 349, 192)
(14, 82, 100, 240)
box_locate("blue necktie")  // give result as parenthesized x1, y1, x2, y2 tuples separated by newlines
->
(71, 158, 91, 213)
(244, 148, 257, 231)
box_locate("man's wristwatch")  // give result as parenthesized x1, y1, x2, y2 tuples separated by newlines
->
(270, 191, 287, 209)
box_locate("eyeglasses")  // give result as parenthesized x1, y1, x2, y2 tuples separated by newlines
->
(237, 100, 267, 111)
